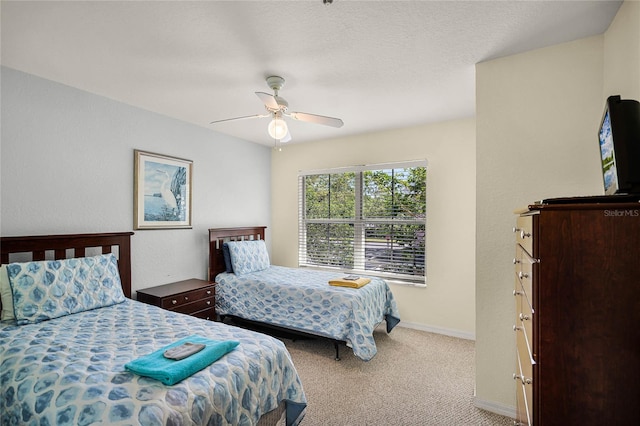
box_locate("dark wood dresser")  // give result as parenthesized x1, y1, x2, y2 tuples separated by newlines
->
(136, 278, 216, 321)
(513, 199, 640, 425)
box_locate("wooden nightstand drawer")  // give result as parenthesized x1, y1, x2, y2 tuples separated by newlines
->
(191, 307, 216, 321)
(171, 297, 215, 314)
(161, 287, 215, 309)
(136, 278, 217, 321)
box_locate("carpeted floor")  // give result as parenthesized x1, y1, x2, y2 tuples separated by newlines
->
(277, 325, 514, 425)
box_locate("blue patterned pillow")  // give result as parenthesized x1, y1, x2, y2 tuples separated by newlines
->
(226, 240, 270, 276)
(7, 253, 125, 325)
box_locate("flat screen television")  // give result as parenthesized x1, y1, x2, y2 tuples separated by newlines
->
(598, 95, 640, 195)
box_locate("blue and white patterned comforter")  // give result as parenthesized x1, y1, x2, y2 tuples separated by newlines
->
(0, 299, 306, 426)
(215, 266, 401, 361)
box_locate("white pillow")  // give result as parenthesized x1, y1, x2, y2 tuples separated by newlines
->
(0, 264, 15, 321)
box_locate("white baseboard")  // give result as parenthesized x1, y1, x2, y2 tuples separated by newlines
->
(396, 321, 476, 341)
(473, 396, 516, 419)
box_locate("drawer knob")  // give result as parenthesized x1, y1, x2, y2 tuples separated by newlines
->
(513, 373, 533, 385)
(513, 227, 532, 238)
(519, 313, 530, 321)
(513, 258, 521, 265)
(518, 271, 529, 280)
(206, 290, 212, 295)
(513, 289, 523, 296)
(206, 300, 211, 305)
(171, 299, 177, 305)
(184, 296, 189, 301)
(513, 325, 521, 331)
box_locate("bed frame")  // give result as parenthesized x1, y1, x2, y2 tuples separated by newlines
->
(0, 232, 134, 305)
(208, 226, 344, 360)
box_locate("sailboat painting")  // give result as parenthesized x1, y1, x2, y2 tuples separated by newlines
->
(134, 150, 193, 229)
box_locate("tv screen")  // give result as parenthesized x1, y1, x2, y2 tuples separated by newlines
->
(599, 109, 618, 195)
(597, 95, 640, 195)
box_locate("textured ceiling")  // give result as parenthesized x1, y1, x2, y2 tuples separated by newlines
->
(1, 0, 622, 146)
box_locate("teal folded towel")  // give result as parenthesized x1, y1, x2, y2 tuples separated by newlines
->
(125, 335, 240, 385)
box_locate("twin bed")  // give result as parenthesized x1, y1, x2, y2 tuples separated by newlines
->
(0, 232, 306, 426)
(208, 226, 401, 362)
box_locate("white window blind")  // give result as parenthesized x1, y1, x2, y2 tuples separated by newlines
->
(298, 161, 427, 285)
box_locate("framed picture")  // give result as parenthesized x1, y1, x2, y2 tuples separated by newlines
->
(134, 150, 193, 229)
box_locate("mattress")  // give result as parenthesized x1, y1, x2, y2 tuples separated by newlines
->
(0, 299, 306, 426)
(215, 265, 401, 361)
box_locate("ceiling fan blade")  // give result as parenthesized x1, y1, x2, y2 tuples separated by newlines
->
(255, 92, 279, 110)
(288, 111, 344, 128)
(209, 113, 269, 125)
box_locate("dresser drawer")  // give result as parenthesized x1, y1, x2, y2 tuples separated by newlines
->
(161, 287, 215, 309)
(515, 350, 533, 426)
(515, 283, 534, 357)
(515, 215, 534, 255)
(516, 316, 534, 371)
(171, 296, 215, 314)
(514, 244, 536, 301)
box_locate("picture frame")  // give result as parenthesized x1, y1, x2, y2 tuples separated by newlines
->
(134, 150, 193, 230)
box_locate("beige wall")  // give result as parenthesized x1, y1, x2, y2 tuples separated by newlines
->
(271, 118, 477, 337)
(475, 0, 640, 416)
(604, 0, 640, 100)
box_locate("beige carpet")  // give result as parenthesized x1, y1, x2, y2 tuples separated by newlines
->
(279, 325, 513, 426)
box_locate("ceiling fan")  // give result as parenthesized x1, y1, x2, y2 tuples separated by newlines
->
(210, 76, 344, 145)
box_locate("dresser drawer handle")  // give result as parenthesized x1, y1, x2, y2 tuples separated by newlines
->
(518, 271, 529, 280)
(514, 227, 532, 238)
(513, 373, 533, 385)
(519, 313, 530, 321)
(206, 290, 212, 295)
(206, 300, 211, 305)
(513, 258, 521, 265)
(171, 299, 177, 305)
(184, 296, 189, 301)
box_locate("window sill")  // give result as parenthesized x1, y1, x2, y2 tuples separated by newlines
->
(298, 265, 426, 287)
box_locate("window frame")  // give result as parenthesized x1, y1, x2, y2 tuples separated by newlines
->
(298, 160, 427, 286)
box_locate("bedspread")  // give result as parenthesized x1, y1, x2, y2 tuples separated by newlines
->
(215, 266, 401, 361)
(0, 299, 306, 426)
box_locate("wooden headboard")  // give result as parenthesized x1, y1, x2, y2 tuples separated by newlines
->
(208, 226, 266, 280)
(0, 232, 134, 302)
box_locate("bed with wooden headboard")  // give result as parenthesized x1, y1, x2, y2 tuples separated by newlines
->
(0, 231, 306, 426)
(208, 226, 266, 280)
(208, 226, 401, 362)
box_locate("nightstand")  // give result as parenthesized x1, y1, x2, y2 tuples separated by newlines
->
(136, 278, 216, 321)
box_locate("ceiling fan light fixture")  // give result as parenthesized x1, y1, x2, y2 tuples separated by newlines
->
(268, 116, 289, 140)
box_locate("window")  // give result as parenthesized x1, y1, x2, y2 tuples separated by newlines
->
(298, 161, 427, 285)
